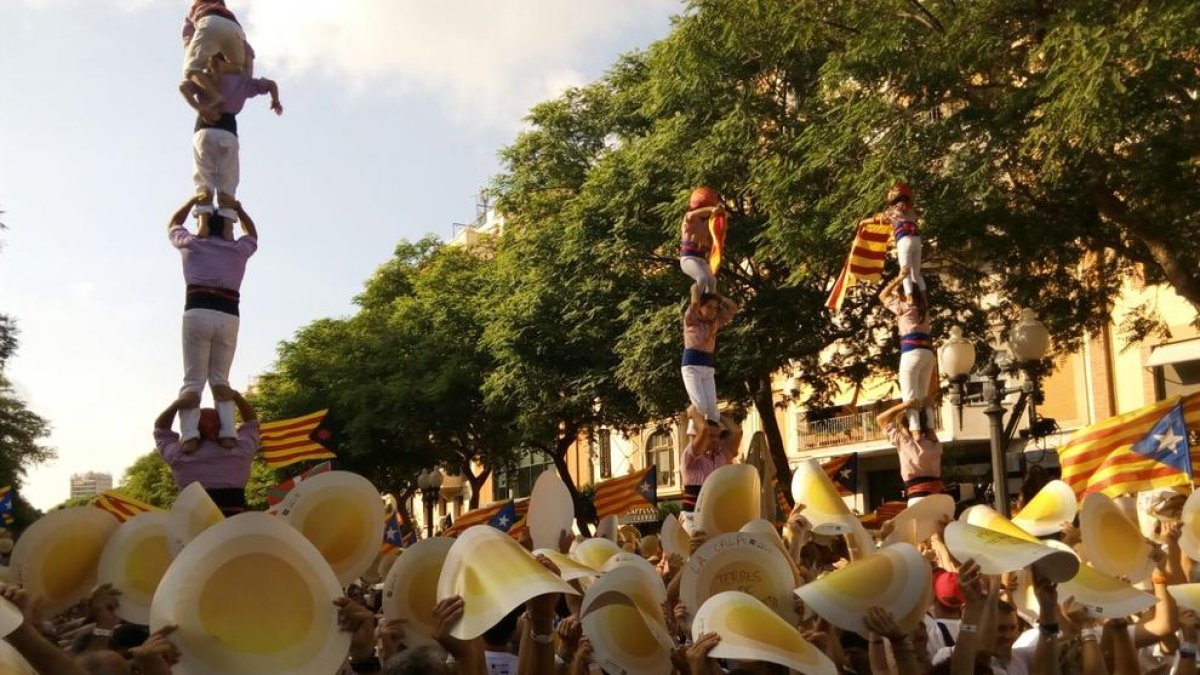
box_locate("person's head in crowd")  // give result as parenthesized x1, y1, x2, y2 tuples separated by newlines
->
(481, 606, 522, 653)
(639, 534, 662, 561)
(838, 629, 872, 674)
(931, 568, 965, 619)
(384, 645, 453, 675)
(197, 407, 221, 442)
(992, 600, 1020, 659)
(75, 650, 131, 675)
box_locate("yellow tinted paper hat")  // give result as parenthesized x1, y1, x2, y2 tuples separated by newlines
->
(149, 512, 349, 675)
(1167, 584, 1200, 615)
(681, 531, 797, 625)
(794, 542, 931, 635)
(533, 549, 599, 583)
(596, 515, 618, 542)
(1044, 540, 1154, 619)
(381, 537, 454, 647)
(790, 459, 857, 535)
(12, 507, 119, 616)
(1080, 492, 1153, 582)
(0, 596, 22, 638)
(944, 522, 1079, 582)
(572, 537, 623, 570)
(437, 525, 577, 640)
(960, 504, 1038, 542)
(882, 494, 955, 548)
(168, 482, 225, 556)
(528, 470, 574, 551)
(0, 641, 34, 675)
(1178, 490, 1200, 562)
(1011, 480, 1077, 537)
(279, 471, 386, 587)
(580, 564, 673, 675)
(661, 513, 691, 561)
(97, 512, 174, 625)
(693, 591, 837, 675)
(695, 464, 761, 536)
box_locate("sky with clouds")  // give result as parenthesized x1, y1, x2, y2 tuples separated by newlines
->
(0, 0, 680, 509)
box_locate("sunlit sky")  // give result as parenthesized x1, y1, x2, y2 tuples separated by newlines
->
(0, 0, 679, 509)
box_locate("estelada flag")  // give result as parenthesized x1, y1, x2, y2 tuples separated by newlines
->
(380, 508, 419, 554)
(444, 500, 516, 537)
(267, 461, 333, 507)
(1060, 394, 1200, 498)
(822, 453, 858, 497)
(708, 211, 727, 275)
(94, 491, 161, 523)
(825, 222, 891, 311)
(593, 466, 657, 520)
(259, 410, 337, 469)
(0, 486, 13, 525)
(507, 498, 532, 541)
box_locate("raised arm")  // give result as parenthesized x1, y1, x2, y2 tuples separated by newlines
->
(265, 79, 283, 115)
(719, 414, 742, 462)
(876, 399, 915, 431)
(234, 201, 258, 239)
(2, 584, 90, 675)
(229, 388, 257, 422)
(878, 271, 905, 304)
(168, 195, 201, 230)
(155, 394, 197, 430)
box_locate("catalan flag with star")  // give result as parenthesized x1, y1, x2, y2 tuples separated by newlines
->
(1059, 394, 1200, 498)
(593, 466, 657, 520)
(0, 486, 13, 525)
(825, 222, 892, 311)
(380, 508, 419, 554)
(822, 453, 858, 497)
(94, 491, 161, 523)
(259, 410, 337, 470)
(443, 500, 518, 537)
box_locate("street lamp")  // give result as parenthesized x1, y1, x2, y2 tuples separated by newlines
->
(417, 468, 444, 539)
(940, 310, 1050, 516)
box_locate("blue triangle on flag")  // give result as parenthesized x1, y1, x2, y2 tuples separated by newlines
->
(488, 501, 518, 532)
(639, 467, 658, 508)
(1132, 401, 1192, 476)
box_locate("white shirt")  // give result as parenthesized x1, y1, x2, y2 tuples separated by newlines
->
(485, 650, 518, 675)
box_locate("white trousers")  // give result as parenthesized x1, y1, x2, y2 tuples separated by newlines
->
(681, 365, 719, 424)
(899, 348, 936, 431)
(193, 128, 240, 221)
(680, 257, 716, 295)
(896, 235, 925, 295)
(179, 309, 239, 440)
(183, 15, 247, 77)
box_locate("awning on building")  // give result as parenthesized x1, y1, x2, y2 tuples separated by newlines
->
(1147, 339, 1200, 368)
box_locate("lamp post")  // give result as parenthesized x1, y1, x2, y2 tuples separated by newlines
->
(939, 310, 1050, 516)
(417, 468, 444, 539)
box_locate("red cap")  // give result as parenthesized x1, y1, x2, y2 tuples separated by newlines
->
(933, 568, 965, 610)
(689, 186, 720, 209)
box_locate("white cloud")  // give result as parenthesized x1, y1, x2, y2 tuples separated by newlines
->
(238, 0, 678, 129)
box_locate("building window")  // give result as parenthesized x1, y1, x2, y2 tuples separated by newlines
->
(597, 429, 612, 479)
(494, 452, 555, 501)
(646, 431, 676, 487)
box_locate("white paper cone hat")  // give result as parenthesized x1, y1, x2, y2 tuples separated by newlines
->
(97, 512, 174, 625)
(596, 515, 618, 542)
(741, 519, 794, 560)
(1080, 492, 1153, 582)
(882, 494, 955, 548)
(1042, 541, 1154, 619)
(12, 507, 118, 616)
(0, 596, 23, 638)
(436, 525, 577, 640)
(278, 471, 385, 587)
(0, 641, 34, 675)
(381, 537, 454, 647)
(695, 464, 761, 536)
(661, 513, 691, 561)
(794, 542, 931, 635)
(168, 482, 225, 556)
(572, 537, 623, 571)
(693, 591, 837, 675)
(149, 512, 349, 675)
(528, 471, 574, 550)
(944, 522, 1079, 582)
(790, 459, 857, 535)
(533, 549, 599, 582)
(602, 552, 660, 579)
(1168, 584, 1200, 615)
(1011, 480, 1078, 538)
(681, 532, 798, 625)
(580, 564, 673, 675)
(1179, 490, 1200, 563)
(960, 504, 1038, 542)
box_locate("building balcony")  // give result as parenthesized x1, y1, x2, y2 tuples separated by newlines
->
(795, 406, 945, 452)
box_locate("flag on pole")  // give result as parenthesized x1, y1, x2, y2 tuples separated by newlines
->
(379, 508, 419, 554)
(593, 466, 657, 520)
(825, 222, 892, 311)
(0, 487, 13, 525)
(1059, 394, 1200, 498)
(94, 491, 161, 523)
(259, 410, 337, 469)
(443, 500, 516, 537)
(822, 453, 859, 497)
(266, 461, 333, 506)
(708, 211, 727, 274)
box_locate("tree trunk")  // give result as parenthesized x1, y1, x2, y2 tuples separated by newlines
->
(461, 460, 490, 510)
(1092, 185, 1200, 315)
(749, 371, 794, 506)
(543, 422, 593, 537)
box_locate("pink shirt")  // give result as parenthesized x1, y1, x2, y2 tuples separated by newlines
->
(681, 439, 731, 486)
(154, 421, 259, 489)
(885, 296, 930, 336)
(683, 303, 734, 353)
(170, 226, 257, 291)
(886, 422, 942, 481)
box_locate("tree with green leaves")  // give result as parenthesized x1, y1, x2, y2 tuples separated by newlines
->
(116, 452, 178, 508)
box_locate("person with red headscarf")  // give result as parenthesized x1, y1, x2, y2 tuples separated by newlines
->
(153, 385, 259, 516)
(680, 186, 723, 295)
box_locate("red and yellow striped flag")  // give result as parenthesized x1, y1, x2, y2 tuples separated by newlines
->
(593, 466, 657, 520)
(825, 222, 892, 311)
(1060, 393, 1200, 498)
(94, 491, 161, 523)
(443, 500, 515, 537)
(708, 211, 727, 275)
(259, 410, 337, 469)
(507, 498, 532, 541)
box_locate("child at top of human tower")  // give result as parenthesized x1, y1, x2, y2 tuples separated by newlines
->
(859, 181, 926, 306)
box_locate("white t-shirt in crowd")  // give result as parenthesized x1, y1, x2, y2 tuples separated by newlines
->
(485, 650, 518, 675)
